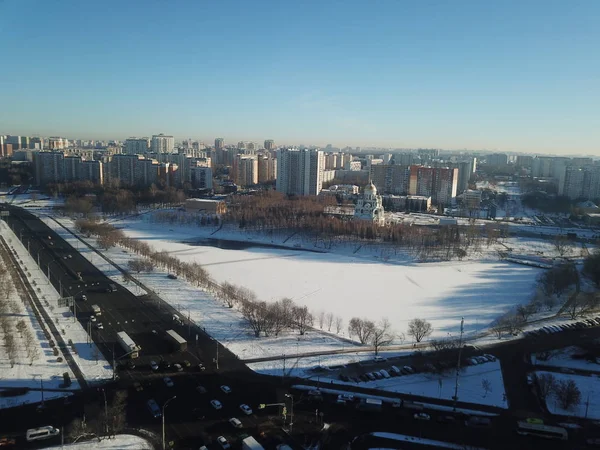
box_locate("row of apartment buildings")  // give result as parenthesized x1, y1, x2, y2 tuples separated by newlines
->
(32, 151, 213, 190)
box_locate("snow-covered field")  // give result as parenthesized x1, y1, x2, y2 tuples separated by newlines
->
(48, 434, 153, 449)
(536, 371, 600, 420)
(0, 221, 113, 402)
(532, 347, 600, 372)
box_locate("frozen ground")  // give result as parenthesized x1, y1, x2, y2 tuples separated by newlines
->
(0, 221, 113, 397)
(314, 361, 507, 409)
(532, 346, 600, 372)
(535, 371, 600, 420)
(47, 434, 153, 449)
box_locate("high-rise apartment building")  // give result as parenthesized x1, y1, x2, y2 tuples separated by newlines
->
(81, 160, 103, 184)
(486, 153, 508, 166)
(191, 166, 213, 189)
(215, 138, 224, 150)
(257, 153, 277, 183)
(47, 137, 68, 150)
(150, 134, 174, 154)
(264, 140, 275, 151)
(233, 155, 258, 187)
(370, 164, 410, 195)
(125, 137, 150, 155)
(276, 148, 324, 196)
(559, 166, 585, 199)
(433, 167, 459, 206)
(33, 151, 66, 185)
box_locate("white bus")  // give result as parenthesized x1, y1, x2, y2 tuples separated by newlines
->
(26, 426, 60, 442)
(116, 331, 140, 358)
(516, 421, 568, 440)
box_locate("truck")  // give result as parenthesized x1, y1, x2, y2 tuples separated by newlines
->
(91, 304, 101, 316)
(241, 436, 265, 450)
(356, 398, 382, 412)
(116, 331, 140, 358)
(165, 329, 187, 352)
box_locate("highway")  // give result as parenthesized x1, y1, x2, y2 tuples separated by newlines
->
(1, 205, 600, 449)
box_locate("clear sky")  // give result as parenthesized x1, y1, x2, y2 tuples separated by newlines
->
(0, 0, 598, 154)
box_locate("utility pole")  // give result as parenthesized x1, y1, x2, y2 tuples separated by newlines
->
(162, 396, 177, 450)
(452, 317, 464, 412)
(282, 354, 286, 384)
(215, 341, 219, 370)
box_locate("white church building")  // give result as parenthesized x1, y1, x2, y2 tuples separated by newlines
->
(354, 181, 385, 225)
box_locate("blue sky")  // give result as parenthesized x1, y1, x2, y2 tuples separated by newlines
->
(0, 0, 598, 154)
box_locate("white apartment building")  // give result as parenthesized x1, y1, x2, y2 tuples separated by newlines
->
(125, 137, 150, 155)
(276, 148, 324, 196)
(150, 134, 174, 154)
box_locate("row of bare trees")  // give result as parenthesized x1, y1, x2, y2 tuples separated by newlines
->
(536, 373, 581, 410)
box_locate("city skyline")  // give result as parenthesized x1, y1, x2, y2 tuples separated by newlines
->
(1, 1, 599, 154)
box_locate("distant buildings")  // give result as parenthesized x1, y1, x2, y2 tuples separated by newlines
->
(354, 182, 385, 224)
(125, 137, 150, 155)
(150, 134, 174, 154)
(264, 139, 275, 151)
(276, 148, 324, 196)
(486, 153, 508, 166)
(232, 155, 258, 187)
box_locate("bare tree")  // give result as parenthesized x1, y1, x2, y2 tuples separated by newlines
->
(348, 317, 375, 344)
(536, 373, 556, 401)
(15, 319, 27, 337)
(407, 318, 433, 343)
(292, 305, 313, 336)
(334, 316, 343, 334)
(371, 318, 395, 356)
(555, 379, 581, 410)
(318, 311, 325, 329)
(326, 312, 334, 332)
(481, 378, 492, 397)
(553, 236, 569, 257)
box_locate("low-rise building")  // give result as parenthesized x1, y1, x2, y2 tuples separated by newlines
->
(184, 198, 227, 214)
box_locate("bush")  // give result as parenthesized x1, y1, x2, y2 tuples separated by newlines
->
(53, 348, 59, 356)
(57, 357, 63, 362)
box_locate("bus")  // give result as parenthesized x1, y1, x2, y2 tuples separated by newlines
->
(26, 426, 60, 442)
(116, 331, 140, 358)
(516, 421, 568, 440)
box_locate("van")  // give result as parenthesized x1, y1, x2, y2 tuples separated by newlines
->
(147, 399, 162, 418)
(26, 426, 60, 442)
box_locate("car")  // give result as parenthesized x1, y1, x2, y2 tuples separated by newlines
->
(475, 356, 487, 364)
(217, 436, 230, 449)
(198, 363, 206, 371)
(336, 395, 347, 404)
(374, 355, 388, 362)
(339, 393, 355, 402)
(174, 363, 183, 372)
(403, 366, 415, 374)
(151, 329, 158, 335)
(95, 323, 103, 329)
(391, 401, 402, 408)
(183, 360, 191, 368)
(90, 315, 97, 322)
(160, 360, 171, 371)
(373, 371, 383, 379)
(414, 413, 431, 421)
(133, 381, 143, 392)
(359, 374, 369, 381)
(228, 417, 243, 428)
(526, 374, 534, 385)
(163, 377, 174, 388)
(220, 385, 231, 394)
(199, 446, 208, 450)
(0, 437, 16, 447)
(380, 369, 391, 378)
(211, 400, 223, 410)
(339, 374, 350, 382)
(127, 360, 136, 370)
(150, 361, 159, 371)
(196, 385, 207, 394)
(240, 404, 253, 415)
(167, 274, 178, 279)
(366, 373, 376, 381)
(81, 294, 87, 301)
(525, 417, 544, 424)
(437, 415, 457, 424)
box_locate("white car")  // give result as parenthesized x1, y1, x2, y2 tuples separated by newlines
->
(414, 412, 431, 421)
(163, 377, 174, 388)
(95, 323, 103, 329)
(81, 294, 87, 301)
(240, 404, 252, 415)
(220, 385, 231, 394)
(90, 315, 96, 322)
(217, 436, 230, 449)
(150, 361, 159, 371)
(211, 399, 223, 410)
(228, 417, 242, 428)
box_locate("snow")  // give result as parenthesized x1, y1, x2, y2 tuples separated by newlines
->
(369, 432, 487, 450)
(304, 361, 508, 409)
(47, 434, 153, 449)
(535, 371, 600, 419)
(532, 346, 600, 372)
(0, 221, 113, 400)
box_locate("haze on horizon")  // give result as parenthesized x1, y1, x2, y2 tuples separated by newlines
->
(0, 0, 598, 156)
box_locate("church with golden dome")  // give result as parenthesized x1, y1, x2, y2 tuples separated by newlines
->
(354, 181, 385, 225)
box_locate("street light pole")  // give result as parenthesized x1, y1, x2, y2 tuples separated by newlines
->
(285, 394, 294, 433)
(162, 396, 176, 450)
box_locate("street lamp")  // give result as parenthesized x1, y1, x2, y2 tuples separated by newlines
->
(285, 394, 294, 434)
(162, 396, 177, 450)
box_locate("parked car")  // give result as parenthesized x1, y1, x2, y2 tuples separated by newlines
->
(196, 385, 207, 394)
(366, 373, 376, 381)
(217, 436, 230, 449)
(228, 418, 243, 428)
(95, 323, 104, 330)
(167, 274, 178, 279)
(414, 413, 431, 421)
(373, 371, 383, 380)
(150, 361, 159, 371)
(339, 374, 349, 382)
(133, 381, 143, 392)
(211, 400, 223, 410)
(220, 385, 231, 394)
(163, 377, 174, 388)
(240, 404, 252, 415)
(174, 363, 183, 372)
